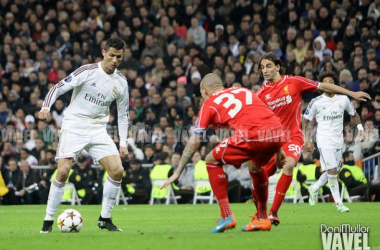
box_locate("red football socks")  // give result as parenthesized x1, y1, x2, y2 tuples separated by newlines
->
(207, 163, 231, 219)
(270, 173, 292, 213)
(250, 170, 269, 219)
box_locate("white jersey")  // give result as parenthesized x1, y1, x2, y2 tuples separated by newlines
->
(42, 62, 130, 147)
(303, 94, 355, 149)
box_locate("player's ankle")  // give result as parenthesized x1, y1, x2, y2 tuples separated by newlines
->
(44, 214, 54, 221)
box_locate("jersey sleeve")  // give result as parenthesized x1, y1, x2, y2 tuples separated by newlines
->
(303, 98, 318, 121)
(193, 104, 213, 137)
(344, 96, 356, 116)
(291, 76, 320, 93)
(42, 66, 88, 110)
(117, 82, 130, 148)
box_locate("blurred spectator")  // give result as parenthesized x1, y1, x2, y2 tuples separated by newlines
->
(342, 127, 362, 162)
(123, 159, 151, 204)
(340, 151, 380, 201)
(140, 34, 164, 62)
(360, 119, 379, 156)
(71, 156, 99, 204)
(20, 148, 38, 167)
(15, 160, 41, 204)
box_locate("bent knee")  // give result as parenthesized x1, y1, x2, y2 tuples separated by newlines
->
(282, 161, 296, 175)
(327, 168, 338, 175)
(57, 159, 73, 181)
(108, 166, 124, 181)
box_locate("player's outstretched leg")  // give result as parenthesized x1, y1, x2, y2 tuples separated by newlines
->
(98, 175, 123, 231)
(98, 156, 124, 231)
(269, 157, 295, 225)
(41, 158, 73, 233)
(308, 172, 328, 206)
(41, 178, 66, 233)
(249, 158, 275, 216)
(268, 172, 292, 225)
(242, 169, 271, 232)
(327, 169, 349, 212)
(207, 163, 236, 233)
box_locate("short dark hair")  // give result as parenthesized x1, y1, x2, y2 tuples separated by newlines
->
(343, 151, 353, 160)
(105, 37, 125, 51)
(318, 71, 339, 85)
(259, 51, 286, 76)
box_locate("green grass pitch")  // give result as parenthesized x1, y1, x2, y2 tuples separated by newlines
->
(0, 203, 379, 250)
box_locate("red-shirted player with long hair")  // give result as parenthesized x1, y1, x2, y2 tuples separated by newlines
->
(254, 52, 370, 225)
(162, 73, 287, 233)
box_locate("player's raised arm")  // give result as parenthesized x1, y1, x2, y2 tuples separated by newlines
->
(318, 82, 371, 102)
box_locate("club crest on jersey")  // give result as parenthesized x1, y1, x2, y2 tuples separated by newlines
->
(284, 85, 289, 95)
(64, 75, 72, 82)
(112, 86, 118, 95)
(339, 103, 342, 109)
(265, 94, 271, 100)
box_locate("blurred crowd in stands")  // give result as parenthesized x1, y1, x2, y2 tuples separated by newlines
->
(1, 0, 380, 205)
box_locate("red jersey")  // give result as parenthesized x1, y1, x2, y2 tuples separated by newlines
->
(256, 75, 320, 139)
(194, 87, 282, 140)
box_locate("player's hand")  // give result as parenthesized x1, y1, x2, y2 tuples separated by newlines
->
(275, 148, 286, 169)
(160, 172, 180, 189)
(38, 108, 51, 121)
(356, 130, 365, 142)
(304, 141, 315, 152)
(119, 146, 129, 159)
(351, 91, 371, 102)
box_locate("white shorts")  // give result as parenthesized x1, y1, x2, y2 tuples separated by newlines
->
(56, 129, 119, 163)
(318, 147, 342, 172)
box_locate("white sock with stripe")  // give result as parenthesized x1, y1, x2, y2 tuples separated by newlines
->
(327, 174, 342, 205)
(101, 176, 121, 219)
(44, 178, 65, 221)
(312, 171, 328, 191)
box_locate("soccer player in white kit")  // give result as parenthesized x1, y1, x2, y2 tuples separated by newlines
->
(39, 38, 129, 232)
(302, 72, 365, 212)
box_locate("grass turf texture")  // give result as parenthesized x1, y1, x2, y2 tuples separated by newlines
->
(0, 203, 379, 250)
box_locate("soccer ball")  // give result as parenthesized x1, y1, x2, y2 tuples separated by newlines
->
(57, 209, 83, 233)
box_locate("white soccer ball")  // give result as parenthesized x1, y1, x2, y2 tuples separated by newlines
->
(57, 209, 83, 233)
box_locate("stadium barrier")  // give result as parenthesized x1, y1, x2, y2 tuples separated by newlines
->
(362, 152, 380, 183)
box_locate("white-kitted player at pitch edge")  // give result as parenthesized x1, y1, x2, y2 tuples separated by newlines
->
(302, 72, 365, 212)
(39, 37, 129, 233)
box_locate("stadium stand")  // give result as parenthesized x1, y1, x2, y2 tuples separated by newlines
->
(1, 0, 380, 205)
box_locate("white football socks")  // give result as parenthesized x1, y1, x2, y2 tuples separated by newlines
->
(101, 176, 121, 219)
(327, 174, 342, 205)
(44, 178, 65, 221)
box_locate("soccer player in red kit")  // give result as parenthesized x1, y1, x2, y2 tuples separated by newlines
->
(254, 52, 370, 225)
(162, 73, 286, 233)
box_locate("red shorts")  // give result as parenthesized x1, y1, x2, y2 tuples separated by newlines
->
(212, 135, 284, 169)
(263, 136, 304, 176)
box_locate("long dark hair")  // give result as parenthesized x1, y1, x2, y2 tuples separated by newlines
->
(258, 51, 286, 76)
